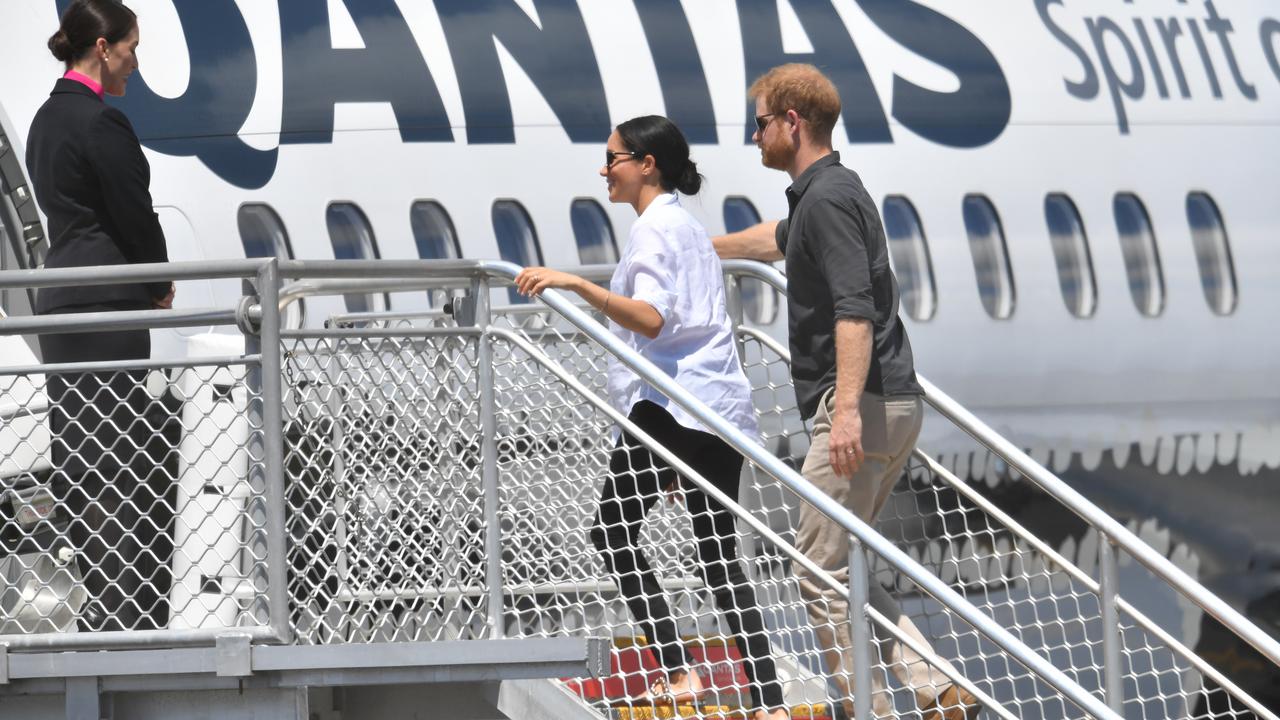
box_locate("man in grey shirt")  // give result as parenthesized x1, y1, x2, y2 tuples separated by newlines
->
(714, 63, 980, 720)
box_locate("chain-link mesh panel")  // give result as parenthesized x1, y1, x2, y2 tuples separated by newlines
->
(1, 361, 270, 635)
(489, 327, 834, 717)
(282, 333, 492, 644)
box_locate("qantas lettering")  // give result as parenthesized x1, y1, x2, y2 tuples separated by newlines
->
(56, 1, 1011, 189)
(1037, 0, 1275, 134)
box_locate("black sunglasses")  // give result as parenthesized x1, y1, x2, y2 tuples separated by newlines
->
(605, 149, 643, 167)
(755, 111, 806, 133)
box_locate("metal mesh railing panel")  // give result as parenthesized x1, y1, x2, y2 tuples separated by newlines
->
(282, 334, 492, 644)
(489, 330, 834, 715)
(737, 326, 1272, 718)
(1, 361, 270, 635)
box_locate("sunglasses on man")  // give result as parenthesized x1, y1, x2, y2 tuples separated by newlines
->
(755, 111, 806, 133)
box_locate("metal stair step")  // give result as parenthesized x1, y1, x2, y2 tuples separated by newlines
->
(606, 703, 833, 720)
(562, 636, 832, 719)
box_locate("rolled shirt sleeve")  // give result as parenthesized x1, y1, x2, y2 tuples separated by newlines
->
(624, 224, 678, 326)
(775, 218, 790, 255)
(627, 251, 677, 325)
(810, 197, 876, 322)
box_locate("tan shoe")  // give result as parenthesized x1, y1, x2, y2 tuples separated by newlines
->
(921, 684, 982, 720)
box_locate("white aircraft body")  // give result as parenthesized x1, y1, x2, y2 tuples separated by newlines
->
(1, 0, 1278, 706)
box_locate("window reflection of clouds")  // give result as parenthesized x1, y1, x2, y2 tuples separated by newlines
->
(1045, 194, 1097, 318)
(882, 196, 937, 322)
(1113, 194, 1164, 317)
(238, 203, 303, 327)
(327, 202, 382, 314)
(962, 195, 1015, 320)
(492, 200, 542, 304)
(1186, 193, 1237, 316)
(570, 199, 617, 265)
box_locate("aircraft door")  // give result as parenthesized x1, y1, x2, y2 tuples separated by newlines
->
(0, 105, 46, 324)
(154, 206, 215, 347)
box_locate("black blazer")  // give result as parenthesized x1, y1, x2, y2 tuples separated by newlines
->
(26, 78, 169, 313)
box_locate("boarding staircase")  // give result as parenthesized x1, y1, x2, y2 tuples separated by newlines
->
(0, 258, 1277, 719)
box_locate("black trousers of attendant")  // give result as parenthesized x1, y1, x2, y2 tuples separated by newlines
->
(590, 401, 784, 710)
(41, 302, 167, 631)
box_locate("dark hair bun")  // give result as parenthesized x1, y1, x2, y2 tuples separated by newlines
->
(49, 0, 137, 66)
(615, 115, 704, 196)
(676, 159, 703, 196)
(48, 30, 73, 62)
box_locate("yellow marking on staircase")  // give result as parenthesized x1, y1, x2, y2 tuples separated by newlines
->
(610, 703, 831, 720)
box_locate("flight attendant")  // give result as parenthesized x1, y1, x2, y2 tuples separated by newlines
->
(515, 116, 788, 720)
(26, 0, 173, 631)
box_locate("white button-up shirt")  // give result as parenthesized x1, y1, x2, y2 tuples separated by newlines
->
(607, 193, 758, 439)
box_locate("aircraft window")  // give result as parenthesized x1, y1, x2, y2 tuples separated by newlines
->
(570, 198, 618, 265)
(1044, 194, 1097, 318)
(1113, 193, 1165, 317)
(962, 195, 1016, 319)
(1186, 192, 1237, 315)
(492, 200, 542, 304)
(882, 196, 937, 322)
(411, 201, 461, 260)
(722, 196, 778, 325)
(326, 202, 386, 314)
(238, 203, 293, 260)
(411, 201, 461, 307)
(237, 203, 303, 327)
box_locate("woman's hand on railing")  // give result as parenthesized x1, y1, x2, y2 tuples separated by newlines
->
(513, 267, 582, 297)
(153, 283, 176, 309)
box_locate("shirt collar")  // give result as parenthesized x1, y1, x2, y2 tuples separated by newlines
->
(639, 192, 679, 220)
(786, 151, 842, 200)
(62, 70, 105, 100)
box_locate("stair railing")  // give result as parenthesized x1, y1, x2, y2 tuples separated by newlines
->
(473, 260, 1124, 720)
(720, 258, 1280, 719)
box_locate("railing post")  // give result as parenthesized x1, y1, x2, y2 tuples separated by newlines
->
(724, 271, 745, 328)
(1099, 533, 1123, 713)
(850, 534, 874, 720)
(476, 276, 505, 638)
(251, 259, 291, 643)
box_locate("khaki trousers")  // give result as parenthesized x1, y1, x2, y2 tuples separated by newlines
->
(795, 390, 955, 718)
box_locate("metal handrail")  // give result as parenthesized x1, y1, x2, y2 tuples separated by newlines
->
(722, 259, 1280, 670)
(0, 258, 273, 289)
(476, 260, 1121, 720)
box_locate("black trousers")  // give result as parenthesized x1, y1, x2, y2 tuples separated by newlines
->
(41, 304, 165, 631)
(590, 401, 784, 709)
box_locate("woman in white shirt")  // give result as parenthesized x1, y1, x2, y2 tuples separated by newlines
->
(515, 116, 786, 720)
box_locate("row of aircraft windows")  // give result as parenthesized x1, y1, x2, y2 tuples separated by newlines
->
(943, 191, 1235, 321)
(236, 191, 1237, 322)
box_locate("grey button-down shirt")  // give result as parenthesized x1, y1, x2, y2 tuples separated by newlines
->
(775, 152, 922, 419)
